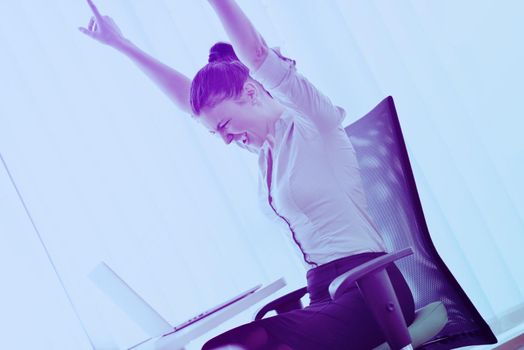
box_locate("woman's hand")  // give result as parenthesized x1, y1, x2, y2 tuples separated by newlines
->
(78, 0, 127, 49)
(77, 0, 192, 113)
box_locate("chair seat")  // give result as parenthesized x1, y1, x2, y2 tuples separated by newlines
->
(373, 301, 448, 350)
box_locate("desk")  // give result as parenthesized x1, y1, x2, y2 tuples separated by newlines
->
(130, 278, 286, 350)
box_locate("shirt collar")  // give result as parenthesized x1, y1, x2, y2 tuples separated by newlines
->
(259, 108, 293, 156)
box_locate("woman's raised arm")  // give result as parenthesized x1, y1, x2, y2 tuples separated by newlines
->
(207, 0, 269, 72)
(207, 0, 346, 132)
(79, 0, 192, 115)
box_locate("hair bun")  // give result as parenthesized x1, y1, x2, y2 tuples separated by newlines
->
(208, 42, 239, 63)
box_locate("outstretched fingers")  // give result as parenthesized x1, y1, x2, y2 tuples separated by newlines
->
(78, 26, 94, 37)
(87, 17, 95, 31)
(78, 17, 96, 37)
(79, 1, 125, 46)
(86, 0, 103, 22)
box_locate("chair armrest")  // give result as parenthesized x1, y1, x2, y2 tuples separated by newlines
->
(329, 248, 414, 300)
(329, 248, 414, 350)
(253, 286, 308, 321)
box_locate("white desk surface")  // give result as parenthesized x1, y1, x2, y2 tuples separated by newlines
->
(130, 278, 287, 350)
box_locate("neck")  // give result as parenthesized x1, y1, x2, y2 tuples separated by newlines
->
(264, 100, 285, 150)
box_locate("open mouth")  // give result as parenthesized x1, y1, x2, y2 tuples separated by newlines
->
(241, 132, 249, 145)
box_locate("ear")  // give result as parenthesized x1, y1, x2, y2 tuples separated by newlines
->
(242, 81, 259, 103)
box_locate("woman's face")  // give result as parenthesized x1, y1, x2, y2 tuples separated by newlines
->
(199, 81, 269, 151)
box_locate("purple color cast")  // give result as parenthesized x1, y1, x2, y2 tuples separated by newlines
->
(255, 97, 497, 349)
(79, 0, 498, 347)
(344, 97, 496, 349)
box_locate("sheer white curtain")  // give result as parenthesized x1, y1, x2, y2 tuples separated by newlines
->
(0, 0, 523, 349)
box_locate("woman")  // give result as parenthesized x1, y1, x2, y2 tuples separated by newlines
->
(80, 0, 415, 349)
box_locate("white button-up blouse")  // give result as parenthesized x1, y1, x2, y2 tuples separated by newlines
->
(252, 48, 386, 268)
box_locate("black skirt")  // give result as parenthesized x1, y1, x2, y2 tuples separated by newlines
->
(203, 252, 415, 350)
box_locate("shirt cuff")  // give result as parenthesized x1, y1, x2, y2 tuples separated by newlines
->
(251, 47, 296, 90)
(336, 106, 347, 123)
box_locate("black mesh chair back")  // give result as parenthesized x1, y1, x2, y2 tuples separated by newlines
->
(344, 96, 497, 349)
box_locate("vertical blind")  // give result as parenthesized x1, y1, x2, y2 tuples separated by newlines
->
(0, 1, 522, 349)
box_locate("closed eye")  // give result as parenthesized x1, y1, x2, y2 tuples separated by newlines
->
(219, 119, 231, 131)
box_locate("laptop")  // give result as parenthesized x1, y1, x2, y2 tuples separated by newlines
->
(88, 262, 265, 348)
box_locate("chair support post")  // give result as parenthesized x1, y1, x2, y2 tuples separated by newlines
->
(356, 268, 412, 350)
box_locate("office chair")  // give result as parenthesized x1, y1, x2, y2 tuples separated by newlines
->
(254, 96, 497, 349)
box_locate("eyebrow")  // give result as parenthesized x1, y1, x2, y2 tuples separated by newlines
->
(209, 120, 223, 135)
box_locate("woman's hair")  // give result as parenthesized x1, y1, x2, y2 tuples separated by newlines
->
(190, 60, 249, 116)
(208, 42, 239, 63)
(190, 42, 270, 115)
(190, 42, 248, 115)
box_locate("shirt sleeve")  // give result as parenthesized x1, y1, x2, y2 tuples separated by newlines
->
(251, 47, 346, 132)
